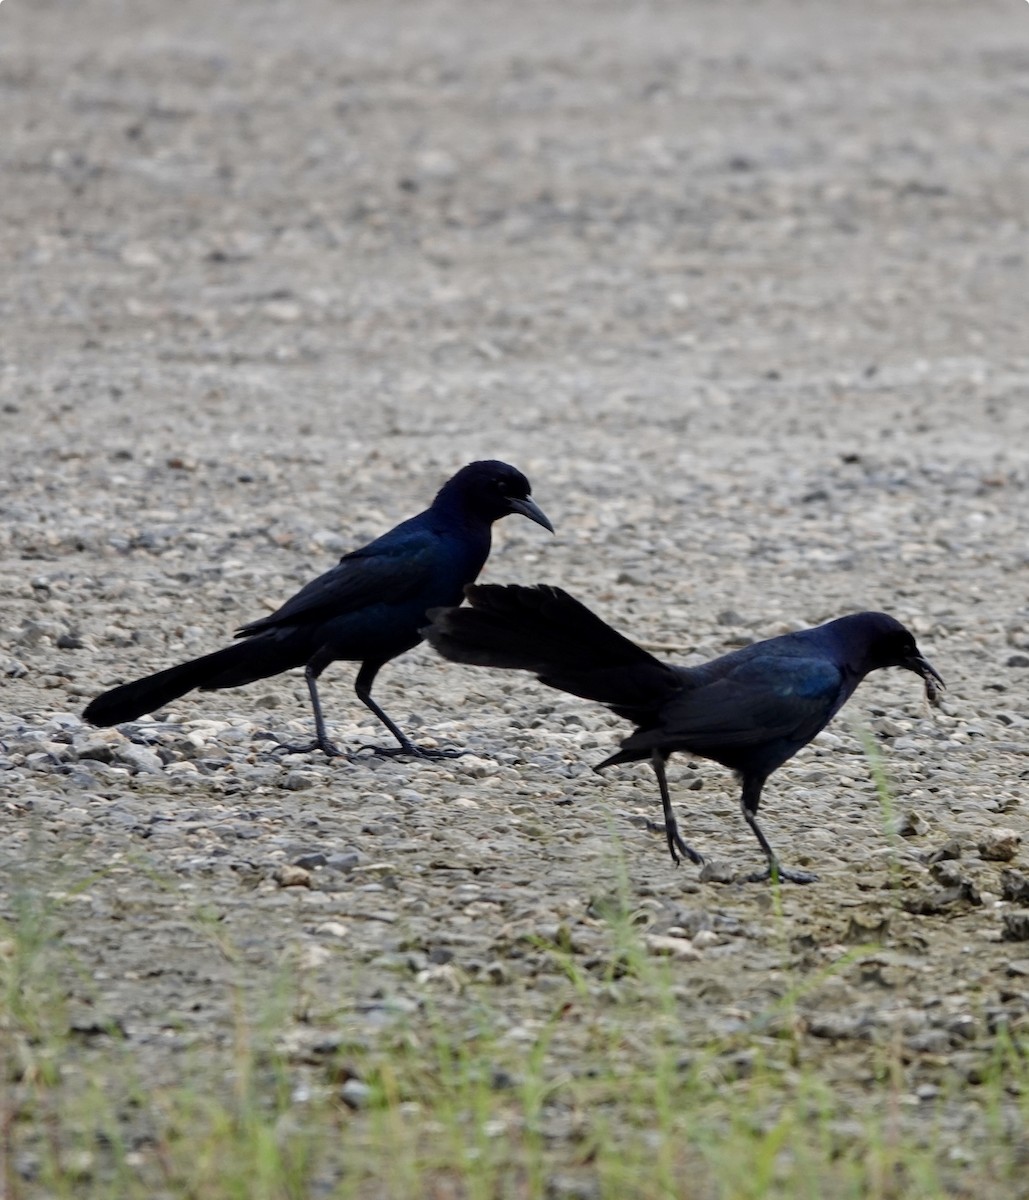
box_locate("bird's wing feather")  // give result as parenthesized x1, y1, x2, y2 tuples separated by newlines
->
(235, 530, 439, 636)
(653, 654, 846, 748)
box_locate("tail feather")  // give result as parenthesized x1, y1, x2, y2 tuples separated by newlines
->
(424, 584, 680, 720)
(83, 638, 303, 726)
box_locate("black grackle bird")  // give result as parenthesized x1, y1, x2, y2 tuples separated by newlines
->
(424, 584, 943, 882)
(84, 462, 553, 758)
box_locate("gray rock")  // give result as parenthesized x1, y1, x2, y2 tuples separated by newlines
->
(904, 1029, 953, 1055)
(282, 770, 319, 791)
(806, 1013, 877, 1042)
(929, 861, 973, 889)
(979, 829, 1021, 862)
(114, 746, 164, 775)
(75, 740, 117, 764)
(1001, 869, 1029, 904)
(892, 809, 930, 838)
(293, 852, 328, 870)
(1002, 913, 1029, 943)
(698, 860, 736, 884)
(325, 852, 361, 873)
(545, 1174, 599, 1200)
(923, 839, 962, 864)
(273, 865, 312, 888)
(902, 883, 981, 915)
(339, 1079, 372, 1110)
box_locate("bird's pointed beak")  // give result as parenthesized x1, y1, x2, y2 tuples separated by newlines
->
(905, 654, 944, 688)
(904, 652, 945, 705)
(508, 495, 554, 533)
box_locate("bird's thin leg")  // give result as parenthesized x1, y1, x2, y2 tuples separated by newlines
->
(646, 751, 704, 867)
(353, 660, 466, 760)
(274, 651, 348, 757)
(739, 776, 818, 885)
(305, 663, 347, 757)
(272, 651, 347, 758)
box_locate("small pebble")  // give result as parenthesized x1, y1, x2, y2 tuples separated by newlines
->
(1002, 913, 1029, 943)
(645, 935, 700, 960)
(893, 810, 930, 838)
(339, 1079, 372, 1111)
(1001, 869, 1029, 904)
(698, 861, 736, 884)
(978, 829, 1021, 863)
(273, 865, 312, 888)
(283, 770, 320, 791)
(293, 852, 328, 870)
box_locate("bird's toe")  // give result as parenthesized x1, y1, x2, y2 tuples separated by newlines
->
(354, 742, 468, 760)
(271, 738, 348, 759)
(745, 864, 819, 886)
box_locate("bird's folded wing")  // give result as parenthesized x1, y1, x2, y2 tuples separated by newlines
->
(655, 654, 846, 747)
(235, 533, 438, 636)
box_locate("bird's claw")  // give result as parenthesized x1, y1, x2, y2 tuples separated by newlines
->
(645, 819, 705, 868)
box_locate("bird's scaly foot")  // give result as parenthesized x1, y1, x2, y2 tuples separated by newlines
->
(271, 739, 349, 759)
(354, 742, 469, 761)
(744, 863, 819, 885)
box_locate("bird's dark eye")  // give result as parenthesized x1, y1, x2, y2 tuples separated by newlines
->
(495, 478, 510, 494)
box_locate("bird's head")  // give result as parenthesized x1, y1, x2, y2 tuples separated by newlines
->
(437, 460, 554, 532)
(844, 612, 945, 702)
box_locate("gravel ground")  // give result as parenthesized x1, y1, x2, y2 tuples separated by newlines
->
(2, 0, 1029, 1191)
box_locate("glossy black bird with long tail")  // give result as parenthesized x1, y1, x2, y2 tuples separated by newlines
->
(85, 462, 552, 758)
(424, 584, 943, 882)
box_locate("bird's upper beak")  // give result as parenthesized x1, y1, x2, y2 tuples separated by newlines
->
(905, 653, 944, 688)
(508, 495, 554, 533)
(904, 652, 945, 705)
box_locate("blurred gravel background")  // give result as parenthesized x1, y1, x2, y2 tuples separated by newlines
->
(2, 0, 1028, 1189)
